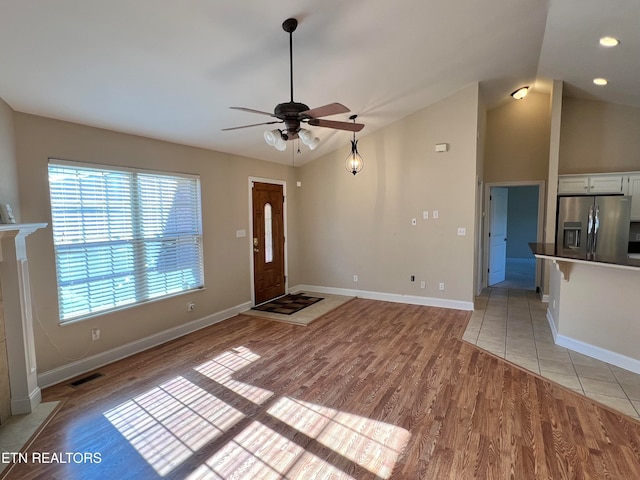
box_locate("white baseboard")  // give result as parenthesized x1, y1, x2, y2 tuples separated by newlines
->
(290, 284, 474, 311)
(11, 387, 42, 415)
(38, 300, 252, 389)
(546, 308, 559, 342)
(555, 334, 640, 375)
(547, 308, 640, 375)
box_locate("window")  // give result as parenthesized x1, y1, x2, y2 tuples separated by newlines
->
(48, 161, 204, 323)
(264, 203, 273, 263)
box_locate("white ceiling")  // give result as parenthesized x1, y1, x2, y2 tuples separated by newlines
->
(0, 0, 638, 166)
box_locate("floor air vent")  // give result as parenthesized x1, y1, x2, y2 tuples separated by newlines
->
(69, 372, 104, 387)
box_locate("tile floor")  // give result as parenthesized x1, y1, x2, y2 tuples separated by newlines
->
(491, 258, 536, 290)
(0, 401, 60, 474)
(463, 287, 640, 419)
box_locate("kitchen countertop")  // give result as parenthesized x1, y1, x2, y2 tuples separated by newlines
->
(529, 243, 640, 270)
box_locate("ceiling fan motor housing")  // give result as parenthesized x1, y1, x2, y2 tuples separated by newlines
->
(275, 101, 309, 136)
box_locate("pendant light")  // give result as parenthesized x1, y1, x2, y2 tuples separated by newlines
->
(345, 115, 364, 175)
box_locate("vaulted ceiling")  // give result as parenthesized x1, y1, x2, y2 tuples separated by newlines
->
(1, 1, 638, 165)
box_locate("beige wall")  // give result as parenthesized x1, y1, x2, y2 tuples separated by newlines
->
(559, 98, 640, 174)
(484, 92, 551, 183)
(14, 113, 299, 373)
(0, 97, 18, 422)
(551, 262, 640, 367)
(11, 85, 483, 376)
(296, 85, 480, 303)
(0, 98, 20, 220)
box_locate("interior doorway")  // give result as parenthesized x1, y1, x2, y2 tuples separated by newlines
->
(484, 182, 544, 291)
(250, 180, 287, 305)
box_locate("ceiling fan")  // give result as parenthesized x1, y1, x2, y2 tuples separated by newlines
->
(222, 17, 364, 151)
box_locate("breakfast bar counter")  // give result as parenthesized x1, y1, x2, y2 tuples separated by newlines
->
(530, 243, 640, 374)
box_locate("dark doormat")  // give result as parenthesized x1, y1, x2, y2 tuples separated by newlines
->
(252, 293, 324, 315)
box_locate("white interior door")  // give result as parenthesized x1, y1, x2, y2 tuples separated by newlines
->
(488, 187, 508, 285)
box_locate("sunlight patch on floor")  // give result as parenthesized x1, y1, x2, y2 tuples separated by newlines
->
(194, 346, 274, 405)
(104, 346, 410, 478)
(185, 420, 354, 480)
(104, 375, 245, 476)
(268, 397, 410, 479)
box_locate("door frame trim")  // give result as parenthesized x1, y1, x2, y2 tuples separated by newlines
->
(483, 180, 545, 290)
(248, 177, 288, 306)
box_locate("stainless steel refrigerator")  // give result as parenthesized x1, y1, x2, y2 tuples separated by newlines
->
(556, 195, 631, 257)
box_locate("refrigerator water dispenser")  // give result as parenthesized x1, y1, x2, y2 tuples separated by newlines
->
(562, 222, 582, 248)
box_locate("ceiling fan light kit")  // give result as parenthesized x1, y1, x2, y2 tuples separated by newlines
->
(222, 17, 364, 154)
(298, 129, 320, 150)
(264, 130, 287, 151)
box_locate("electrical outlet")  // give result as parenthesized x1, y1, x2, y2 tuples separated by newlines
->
(439, 282, 445, 291)
(91, 328, 100, 341)
(187, 302, 196, 312)
(353, 274, 358, 282)
(420, 281, 426, 289)
(423, 211, 429, 220)
(457, 227, 466, 236)
(433, 210, 439, 219)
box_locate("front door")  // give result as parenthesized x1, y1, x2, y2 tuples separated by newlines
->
(488, 187, 508, 286)
(252, 182, 286, 305)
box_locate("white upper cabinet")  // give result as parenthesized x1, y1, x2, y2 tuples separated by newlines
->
(557, 175, 589, 194)
(588, 174, 624, 194)
(627, 175, 640, 221)
(558, 174, 624, 195)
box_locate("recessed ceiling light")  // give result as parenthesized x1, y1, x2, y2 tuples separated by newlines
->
(599, 36, 620, 47)
(593, 78, 608, 86)
(510, 86, 529, 100)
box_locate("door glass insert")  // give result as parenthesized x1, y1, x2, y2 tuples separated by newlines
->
(264, 203, 273, 263)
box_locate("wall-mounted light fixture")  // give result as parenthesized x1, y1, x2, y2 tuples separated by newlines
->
(345, 115, 364, 175)
(510, 86, 529, 100)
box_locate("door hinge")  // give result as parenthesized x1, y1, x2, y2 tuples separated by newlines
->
(488, 232, 491, 237)
(489, 195, 492, 201)
(487, 268, 490, 273)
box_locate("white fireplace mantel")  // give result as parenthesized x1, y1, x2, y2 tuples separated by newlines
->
(0, 223, 47, 414)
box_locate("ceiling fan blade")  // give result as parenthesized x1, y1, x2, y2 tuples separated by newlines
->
(229, 107, 276, 117)
(221, 120, 282, 131)
(307, 118, 364, 132)
(301, 103, 350, 119)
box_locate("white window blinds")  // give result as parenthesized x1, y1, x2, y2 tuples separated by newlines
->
(48, 161, 204, 322)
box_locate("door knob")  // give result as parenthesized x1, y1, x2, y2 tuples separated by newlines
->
(253, 247, 260, 253)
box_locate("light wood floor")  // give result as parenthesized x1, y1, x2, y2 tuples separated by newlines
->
(6, 298, 640, 479)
